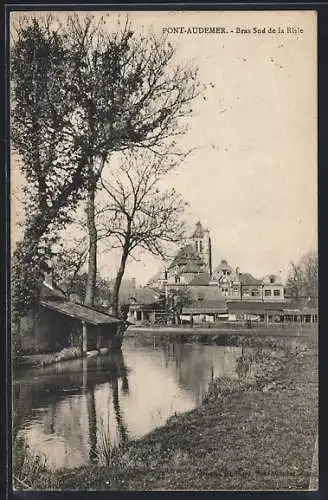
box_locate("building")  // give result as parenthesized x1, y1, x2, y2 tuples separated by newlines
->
(17, 280, 124, 354)
(127, 287, 163, 324)
(128, 222, 295, 325)
(187, 221, 212, 276)
(211, 259, 240, 297)
(146, 222, 212, 289)
(178, 284, 227, 323)
(211, 259, 285, 302)
(166, 244, 208, 285)
(226, 301, 286, 322)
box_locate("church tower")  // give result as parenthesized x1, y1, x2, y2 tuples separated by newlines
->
(188, 222, 212, 277)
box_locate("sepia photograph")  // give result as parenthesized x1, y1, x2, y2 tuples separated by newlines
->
(10, 9, 318, 491)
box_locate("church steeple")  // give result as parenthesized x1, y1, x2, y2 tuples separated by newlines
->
(189, 222, 212, 277)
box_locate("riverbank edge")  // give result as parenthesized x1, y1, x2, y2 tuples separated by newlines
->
(13, 346, 114, 371)
(126, 324, 315, 337)
(14, 327, 315, 371)
(14, 339, 318, 491)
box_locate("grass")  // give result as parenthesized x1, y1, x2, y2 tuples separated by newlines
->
(96, 417, 122, 467)
(12, 435, 60, 490)
(21, 336, 318, 491)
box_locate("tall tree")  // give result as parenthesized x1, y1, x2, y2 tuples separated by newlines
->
(62, 14, 200, 306)
(285, 250, 318, 305)
(99, 150, 186, 316)
(11, 13, 200, 318)
(11, 15, 91, 318)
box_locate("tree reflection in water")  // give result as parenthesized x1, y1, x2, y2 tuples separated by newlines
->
(161, 341, 241, 404)
(81, 350, 130, 462)
(86, 388, 98, 463)
(13, 340, 244, 469)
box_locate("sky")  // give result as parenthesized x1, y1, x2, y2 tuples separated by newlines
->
(11, 10, 317, 285)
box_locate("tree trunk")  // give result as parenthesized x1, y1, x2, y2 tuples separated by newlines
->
(111, 246, 129, 317)
(84, 183, 97, 307)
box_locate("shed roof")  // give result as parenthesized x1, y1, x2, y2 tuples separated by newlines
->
(227, 301, 286, 313)
(184, 300, 227, 314)
(41, 298, 122, 326)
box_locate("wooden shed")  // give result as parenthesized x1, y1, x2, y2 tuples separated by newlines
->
(18, 283, 124, 354)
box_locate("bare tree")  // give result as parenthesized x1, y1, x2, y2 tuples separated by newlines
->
(98, 150, 187, 316)
(51, 237, 89, 295)
(285, 250, 318, 305)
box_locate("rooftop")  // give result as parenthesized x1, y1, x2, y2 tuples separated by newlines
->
(188, 272, 211, 286)
(192, 221, 206, 238)
(168, 244, 205, 271)
(227, 301, 287, 313)
(239, 273, 262, 285)
(213, 259, 234, 274)
(183, 299, 227, 314)
(130, 287, 160, 305)
(41, 298, 122, 326)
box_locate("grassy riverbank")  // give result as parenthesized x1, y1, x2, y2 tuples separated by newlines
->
(13, 334, 318, 491)
(126, 323, 316, 341)
(127, 325, 317, 352)
(13, 323, 317, 371)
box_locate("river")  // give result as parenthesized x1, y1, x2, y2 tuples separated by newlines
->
(13, 337, 245, 470)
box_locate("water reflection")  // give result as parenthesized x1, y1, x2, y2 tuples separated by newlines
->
(13, 338, 242, 469)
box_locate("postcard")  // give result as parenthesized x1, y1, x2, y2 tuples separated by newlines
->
(10, 9, 318, 491)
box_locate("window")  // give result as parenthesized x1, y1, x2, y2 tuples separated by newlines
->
(199, 240, 203, 253)
(243, 288, 249, 296)
(175, 276, 180, 284)
(270, 277, 275, 284)
(274, 289, 280, 297)
(265, 290, 272, 296)
(233, 286, 239, 293)
(251, 289, 259, 296)
(195, 241, 198, 252)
